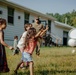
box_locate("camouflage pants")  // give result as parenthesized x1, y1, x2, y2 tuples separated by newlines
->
(36, 39, 42, 56)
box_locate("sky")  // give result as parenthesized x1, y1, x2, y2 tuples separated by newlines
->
(8, 0, 76, 15)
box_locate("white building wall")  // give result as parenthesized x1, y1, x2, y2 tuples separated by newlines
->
(5, 9, 25, 45)
(51, 21, 63, 45)
(0, 5, 7, 19)
(51, 22, 70, 45)
(0, 4, 25, 45)
(14, 9, 24, 36)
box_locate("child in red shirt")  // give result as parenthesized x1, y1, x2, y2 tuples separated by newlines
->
(14, 26, 48, 75)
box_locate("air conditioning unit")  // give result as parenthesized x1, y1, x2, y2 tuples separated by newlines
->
(0, 10, 2, 14)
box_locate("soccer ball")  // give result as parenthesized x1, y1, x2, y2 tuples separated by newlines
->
(72, 50, 75, 53)
(68, 39, 76, 47)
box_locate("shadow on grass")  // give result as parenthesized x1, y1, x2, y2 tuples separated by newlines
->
(35, 70, 76, 75)
(11, 70, 76, 75)
(11, 71, 30, 75)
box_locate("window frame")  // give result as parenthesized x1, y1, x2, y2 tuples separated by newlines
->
(24, 12, 29, 24)
(48, 20, 51, 32)
(8, 7, 14, 25)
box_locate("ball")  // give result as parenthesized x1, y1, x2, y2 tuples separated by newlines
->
(68, 39, 76, 47)
(72, 50, 75, 53)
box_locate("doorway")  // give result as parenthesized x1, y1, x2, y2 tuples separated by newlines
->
(63, 31, 68, 46)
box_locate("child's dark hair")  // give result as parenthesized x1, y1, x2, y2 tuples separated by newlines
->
(0, 18, 6, 26)
(24, 23, 32, 31)
(14, 36, 18, 39)
(25, 27, 36, 47)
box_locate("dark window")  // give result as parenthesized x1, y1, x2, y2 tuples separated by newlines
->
(24, 12, 29, 24)
(63, 31, 68, 46)
(41, 21, 46, 26)
(8, 7, 14, 24)
(0, 10, 2, 14)
(63, 31, 68, 38)
(48, 20, 51, 31)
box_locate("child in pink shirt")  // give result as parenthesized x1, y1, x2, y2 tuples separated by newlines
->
(14, 26, 48, 75)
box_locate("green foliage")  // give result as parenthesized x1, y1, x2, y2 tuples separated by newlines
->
(47, 9, 76, 27)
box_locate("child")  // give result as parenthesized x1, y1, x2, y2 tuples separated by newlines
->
(13, 36, 19, 55)
(17, 23, 32, 68)
(17, 23, 32, 53)
(14, 26, 48, 75)
(0, 18, 13, 73)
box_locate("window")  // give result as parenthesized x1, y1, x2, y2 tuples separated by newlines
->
(8, 7, 14, 24)
(48, 20, 51, 31)
(41, 21, 46, 26)
(0, 10, 2, 14)
(24, 12, 29, 24)
(63, 31, 68, 38)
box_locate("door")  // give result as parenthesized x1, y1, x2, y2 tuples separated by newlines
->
(63, 31, 68, 46)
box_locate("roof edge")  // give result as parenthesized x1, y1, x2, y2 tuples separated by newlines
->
(54, 21, 74, 29)
(0, 0, 56, 20)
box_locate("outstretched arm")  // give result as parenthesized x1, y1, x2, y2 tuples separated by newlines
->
(35, 25, 48, 38)
(0, 31, 13, 50)
(35, 30, 42, 38)
(40, 25, 48, 37)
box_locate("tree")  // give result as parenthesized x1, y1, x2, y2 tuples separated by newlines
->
(46, 10, 76, 27)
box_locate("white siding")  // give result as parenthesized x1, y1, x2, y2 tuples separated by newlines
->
(5, 9, 25, 45)
(51, 22, 63, 37)
(51, 22, 63, 44)
(0, 5, 7, 19)
(51, 21, 70, 45)
(0, 5, 25, 45)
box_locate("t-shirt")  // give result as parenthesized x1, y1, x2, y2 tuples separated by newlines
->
(24, 39, 37, 55)
(32, 23, 43, 33)
(17, 31, 27, 49)
(32, 23, 43, 43)
(13, 39, 18, 49)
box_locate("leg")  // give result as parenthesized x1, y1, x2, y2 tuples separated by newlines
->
(20, 62, 24, 68)
(14, 61, 23, 74)
(36, 41, 40, 56)
(26, 62, 29, 69)
(13, 49, 16, 55)
(29, 61, 34, 75)
(36, 45, 38, 55)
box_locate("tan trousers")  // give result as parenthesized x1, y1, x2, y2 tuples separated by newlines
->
(36, 39, 42, 55)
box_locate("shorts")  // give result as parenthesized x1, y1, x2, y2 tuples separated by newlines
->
(21, 52, 33, 62)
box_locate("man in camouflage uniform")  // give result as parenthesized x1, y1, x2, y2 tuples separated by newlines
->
(32, 17, 43, 56)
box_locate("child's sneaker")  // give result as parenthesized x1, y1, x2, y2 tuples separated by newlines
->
(20, 66, 25, 69)
(14, 70, 17, 75)
(25, 65, 29, 69)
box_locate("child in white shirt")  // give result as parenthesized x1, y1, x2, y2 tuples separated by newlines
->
(17, 23, 32, 68)
(13, 36, 18, 55)
(17, 23, 32, 53)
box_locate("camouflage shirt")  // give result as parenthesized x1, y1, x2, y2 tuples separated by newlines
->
(32, 23, 43, 33)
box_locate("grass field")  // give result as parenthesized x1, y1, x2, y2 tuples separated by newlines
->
(0, 47, 76, 75)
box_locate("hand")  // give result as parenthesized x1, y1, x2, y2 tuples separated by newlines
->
(46, 25, 48, 30)
(9, 46, 14, 50)
(40, 28, 44, 32)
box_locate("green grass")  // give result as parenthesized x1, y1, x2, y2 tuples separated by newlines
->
(0, 47, 76, 75)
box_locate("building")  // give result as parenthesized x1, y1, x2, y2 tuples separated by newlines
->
(0, 0, 74, 46)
